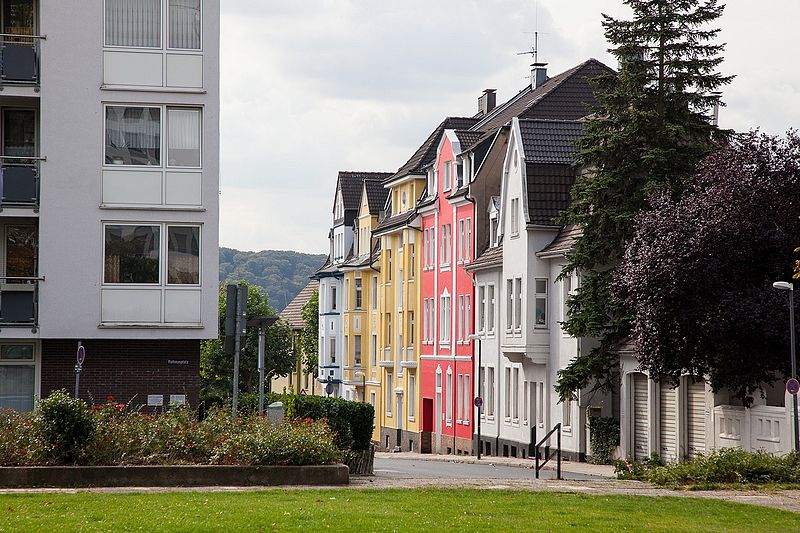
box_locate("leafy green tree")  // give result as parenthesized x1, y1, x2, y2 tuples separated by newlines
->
(300, 289, 319, 376)
(556, 0, 733, 400)
(201, 282, 296, 403)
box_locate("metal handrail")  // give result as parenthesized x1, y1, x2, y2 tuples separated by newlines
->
(0, 276, 42, 333)
(0, 155, 46, 161)
(0, 276, 44, 281)
(0, 34, 46, 40)
(535, 422, 562, 480)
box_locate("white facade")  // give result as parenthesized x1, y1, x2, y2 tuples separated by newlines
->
(0, 0, 220, 411)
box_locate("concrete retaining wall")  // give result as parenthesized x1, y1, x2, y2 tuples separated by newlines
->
(0, 464, 349, 488)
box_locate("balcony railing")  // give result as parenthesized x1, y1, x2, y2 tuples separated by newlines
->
(0, 156, 43, 210)
(0, 34, 45, 86)
(0, 276, 43, 332)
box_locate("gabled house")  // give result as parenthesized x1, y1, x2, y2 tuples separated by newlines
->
(274, 280, 322, 396)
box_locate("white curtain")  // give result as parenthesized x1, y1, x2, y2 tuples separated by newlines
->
(105, 0, 161, 48)
(106, 106, 161, 165)
(0, 365, 35, 412)
(168, 108, 201, 167)
(169, 0, 201, 49)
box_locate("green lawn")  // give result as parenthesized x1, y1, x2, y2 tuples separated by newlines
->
(0, 489, 793, 532)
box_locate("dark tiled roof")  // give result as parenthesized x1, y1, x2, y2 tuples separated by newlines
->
(526, 164, 578, 226)
(311, 256, 340, 279)
(339, 172, 392, 210)
(518, 119, 584, 165)
(388, 117, 479, 183)
(373, 210, 417, 235)
(465, 59, 614, 150)
(466, 242, 503, 271)
(537, 224, 582, 257)
(279, 280, 318, 330)
(364, 179, 389, 215)
(453, 130, 484, 152)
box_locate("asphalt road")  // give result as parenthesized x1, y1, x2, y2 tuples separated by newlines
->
(373, 457, 601, 481)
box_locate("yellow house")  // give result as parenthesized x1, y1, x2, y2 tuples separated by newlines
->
(274, 280, 322, 396)
(341, 179, 389, 442)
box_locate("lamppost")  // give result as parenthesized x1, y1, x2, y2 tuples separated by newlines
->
(247, 316, 279, 416)
(469, 332, 484, 460)
(773, 281, 798, 452)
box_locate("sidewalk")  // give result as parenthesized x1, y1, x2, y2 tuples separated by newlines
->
(375, 451, 616, 478)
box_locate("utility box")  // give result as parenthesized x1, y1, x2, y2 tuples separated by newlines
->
(267, 401, 284, 425)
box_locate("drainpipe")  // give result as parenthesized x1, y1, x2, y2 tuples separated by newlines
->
(464, 164, 480, 456)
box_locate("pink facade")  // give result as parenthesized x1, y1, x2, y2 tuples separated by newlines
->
(420, 132, 475, 454)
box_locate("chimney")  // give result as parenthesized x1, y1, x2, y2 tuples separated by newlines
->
(478, 89, 497, 116)
(531, 62, 548, 89)
(711, 91, 722, 126)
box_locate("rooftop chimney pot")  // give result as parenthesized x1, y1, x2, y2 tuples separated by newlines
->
(531, 62, 548, 89)
(478, 89, 497, 116)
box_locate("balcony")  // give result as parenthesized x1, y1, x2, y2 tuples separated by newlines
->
(317, 365, 341, 384)
(0, 33, 42, 87)
(0, 157, 41, 210)
(343, 366, 365, 385)
(0, 276, 41, 332)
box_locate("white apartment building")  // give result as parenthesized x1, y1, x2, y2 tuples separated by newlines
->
(0, 0, 219, 411)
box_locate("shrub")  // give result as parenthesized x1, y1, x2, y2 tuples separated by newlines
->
(265, 393, 374, 451)
(34, 390, 95, 464)
(0, 410, 39, 466)
(615, 448, 800, 486)
(588, 416, 620, 464)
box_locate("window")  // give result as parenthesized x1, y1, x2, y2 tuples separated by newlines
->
(329, 337, 336, 364)
(440, 224, 451, 266)
(427, 169, 436, 197)
(487, 284, 496, 333)
(443, 161, 452, 191)
(355, 278, 363, 309)
(0, 344, 36, 412)
(408, 373, 416, 420)
(386, 315, 392, 348)
(523, 381, 529, 424)
(343, 279, 349, 311)
(440, 293, 451, 344)
(563, 398, 573, 428)
(386, 249, 392, 282)
(513, 367, 520, 421)
(504, 368, 511, 420)
(515, 278, 523, 330)
(479, 367, 485, 417)
(423, 229, 429, 268)
(423, 299, 429, 343)
(457, 374, 463, 422)
(386, 373, 393, 415)
(506, 279, 513, 330)
(456, 161, 464, 188)
(477, 286, 486, 333)
(487, 367, 495, 417)
(370, 391, 376, 409)
(464, 295, 471, 340)
(167, 226, 200, 284)
(464, 375, 470, 424)
(490, 213, 499, 246)
(343, 336, 349, 367)
(105, 105, 201, 168)
(330, 286, 337, 312)
(538, 382, 544, 424)
(408, 312, 414, 347)
(409, 243, 415, 278)
(430, 228, 436, 269)
(458, 219, 465, 263)
(510, 198, 519, 235)
(465, 218, 472, 261)
(4, 109, 36, 157)
(105, 0, 202, 50)
(354, 335, 362, 366)
(104, 225, 160, 284)
(563, 271, 577, 323)
(371, 276, 378, 309)
(446, 368, 453, 424)
(457, 295, 464, 342)
(535, 278, 548, 328)
(6, 226, 36, 279)
(371, 334, 377, 366)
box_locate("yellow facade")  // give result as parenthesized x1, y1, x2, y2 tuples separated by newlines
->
(342, 183, 384, 442)
(376, 178, 423, 450)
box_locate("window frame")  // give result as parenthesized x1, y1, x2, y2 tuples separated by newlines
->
(103, 0, 204, 52)
(0, 342, 39, 413)
(534, 277, 549, 329)
(510, 197, 520, 236)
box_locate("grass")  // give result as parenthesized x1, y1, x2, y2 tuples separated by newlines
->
(0, 488, 794, 532)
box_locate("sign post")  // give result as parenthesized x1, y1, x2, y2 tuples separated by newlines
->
(74, 343, 86, 399)
(248, 316, 279, 416)
(230, 284, 248, 417)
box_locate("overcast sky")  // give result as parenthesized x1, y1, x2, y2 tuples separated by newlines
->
(219, 1, 800, 254)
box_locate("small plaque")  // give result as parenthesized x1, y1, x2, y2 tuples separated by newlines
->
(170, 394, 187, 406)
(147, 394, 164, 407)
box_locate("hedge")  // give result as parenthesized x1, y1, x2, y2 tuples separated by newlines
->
(264, 393, 374, 451)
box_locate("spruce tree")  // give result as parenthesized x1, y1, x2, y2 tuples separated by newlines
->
(555, 0, 733, 400)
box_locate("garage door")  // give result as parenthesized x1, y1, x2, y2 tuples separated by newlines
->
(659, 381, 677, 462)
(686, 379, 706, 460)
(632, 373, 649, 460)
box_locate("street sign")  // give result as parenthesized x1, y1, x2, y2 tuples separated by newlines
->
(300, 389, 307, 395)
(76, 345, 86, 365)
(473, 397, 483, 408)
(325, 383, 334, 396)
(787, 378, 800, 396)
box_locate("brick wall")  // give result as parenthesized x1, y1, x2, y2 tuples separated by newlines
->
(41, 339, 200, 409)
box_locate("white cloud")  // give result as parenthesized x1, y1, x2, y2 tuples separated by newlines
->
(220, 1, 800, 253)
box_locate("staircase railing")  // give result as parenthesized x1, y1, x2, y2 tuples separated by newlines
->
(534, 422, 561, 479)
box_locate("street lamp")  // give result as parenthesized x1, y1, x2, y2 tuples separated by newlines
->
(469, 333, 484, 460)
(773, 281, 798, 452)
(247, 316, 279, 416)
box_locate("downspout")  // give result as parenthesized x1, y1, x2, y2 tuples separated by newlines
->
(465, 183, 478, 455)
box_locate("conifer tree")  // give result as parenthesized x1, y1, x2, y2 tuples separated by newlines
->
(556, 0, 733, 400)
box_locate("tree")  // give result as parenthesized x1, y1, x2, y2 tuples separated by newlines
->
(300, 289, 319, 376)
(556, 0, 733, 400)
(618, 131, 800, 404)
(200, 282, 296, 403)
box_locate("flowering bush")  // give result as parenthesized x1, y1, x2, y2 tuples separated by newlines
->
(0, 393, 340, 467)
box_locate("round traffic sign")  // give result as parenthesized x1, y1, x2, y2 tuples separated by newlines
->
(325, 382, 334, 396)
(76, 345, 86, 366)
(787, 378, 800, 396)
(473, 397, 483, 408)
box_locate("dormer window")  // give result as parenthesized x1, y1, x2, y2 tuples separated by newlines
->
(490, 214, 499, 246)
(334, 192, 344, 220)
(427, 169, 436, 197)
(456, 162, 464, 188)
(443, 161, 452, 191)
(401, 191, 408, 210)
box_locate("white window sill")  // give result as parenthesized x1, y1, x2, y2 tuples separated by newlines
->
(101, 84, 207, 94)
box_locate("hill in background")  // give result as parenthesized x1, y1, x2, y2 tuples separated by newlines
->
(219, 248, 326, 312)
